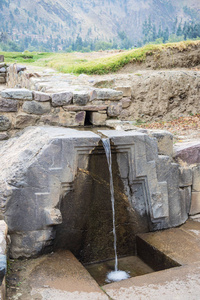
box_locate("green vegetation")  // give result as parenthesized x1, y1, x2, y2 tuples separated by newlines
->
(45, 40, 200, 74)
(140, 17, 200, 46)
(47, 47, 147, 74)
(1, 40, 200, 75)
(1, 51, 54, 64)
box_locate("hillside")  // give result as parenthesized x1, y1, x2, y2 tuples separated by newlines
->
(0, 0, 200, 51)
(2, 40, 200, 75)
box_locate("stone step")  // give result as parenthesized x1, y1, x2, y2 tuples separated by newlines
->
(137, 220, 200, 266)
(103, 262, 200, 299)
(7, 250, 109, 299)
(103, 220, 200, 299)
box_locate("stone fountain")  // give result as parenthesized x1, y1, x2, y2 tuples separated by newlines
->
(0, 126, 189, 260)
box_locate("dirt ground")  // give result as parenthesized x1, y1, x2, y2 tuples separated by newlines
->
(137, 114, 200, 143)
(117, 43, 200, 74)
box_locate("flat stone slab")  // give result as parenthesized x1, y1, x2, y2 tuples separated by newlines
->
(137, 220, 200, 266)
(174, 140, 200, 164)
(103, 221, 200, 300)
(7, 250, 108, 299)
(104, 262, 200, 300)
(1, 88, 33, 100)
(64, 105, 108, 111)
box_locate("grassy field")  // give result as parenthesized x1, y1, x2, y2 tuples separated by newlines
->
(1, 51, 54, 64)
(1, 40, 200, 75)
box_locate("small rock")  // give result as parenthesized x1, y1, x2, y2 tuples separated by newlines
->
(94, 78, 115, 88)
(40, 114, 59, 126)
(88, 79, 95, 83)
(16, 65, 26, 73)
(89, 111, 107, 126)
(73, 91, 90, 106)
(121, 97, 132, 109)
(63, 105, 107, 111)
(0, 115, 11, 131)
(0, 132, 8, 140)
(15, 114, 39, 129)
(0, 98, 18, 112)
(116, 86, 131, 97)
(33, 91, 51, 102)
(120, 109, 131, 119)
(0, 68, 6, 73)
(95, 88, 123, 100)
(89, 89, 97, 101)
(107, 103, 122, 117)
(22, 101, 51, 115)
(75, 111, 86, 125)
(179, 167, 193, 187)
(1, 88, 33, 100)
(150, 130, 173, 157)
(174, 142, 200, 165)
(52, 92, 73, 107)
(59, 111, 86, 126)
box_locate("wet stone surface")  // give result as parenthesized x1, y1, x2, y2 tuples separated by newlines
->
(6, 250, 108, 300)
(85, 255, 154, 286)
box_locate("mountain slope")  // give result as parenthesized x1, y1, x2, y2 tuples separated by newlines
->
(0, 0, 200, 49)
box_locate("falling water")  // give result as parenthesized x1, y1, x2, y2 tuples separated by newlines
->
(102, 138, 118, 271)
(102, 138, 130, 283)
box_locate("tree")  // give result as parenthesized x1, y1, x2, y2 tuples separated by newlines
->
(152, 24, 157, 41)
(176, 23, 182, 36)
(172, 17, 178, 34)
(163, 27, 169, 42)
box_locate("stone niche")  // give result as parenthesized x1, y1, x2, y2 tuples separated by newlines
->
(0, 127, 189, 259)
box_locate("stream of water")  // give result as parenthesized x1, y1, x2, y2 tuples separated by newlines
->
(102, 138, 130, 283)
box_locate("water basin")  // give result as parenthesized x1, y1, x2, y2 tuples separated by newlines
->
(85, 255, 154, 286)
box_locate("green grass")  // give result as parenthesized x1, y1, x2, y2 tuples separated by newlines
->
(1, 39, 200, 75)
(47, 45, 153, 74)
(0, 51, 54, 64)
(46, 40, 200, 74)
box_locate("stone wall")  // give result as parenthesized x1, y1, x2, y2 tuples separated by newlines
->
(0, 56, 7, 85)
(128, 71, 200, 122)
(0, 86, 133, 140)
(6, 64, 200, 124)
(1, 62, 200, 262)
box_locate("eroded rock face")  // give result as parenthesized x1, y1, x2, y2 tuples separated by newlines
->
(128, 71, 200, 121)
(0, 127, 189, 258)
